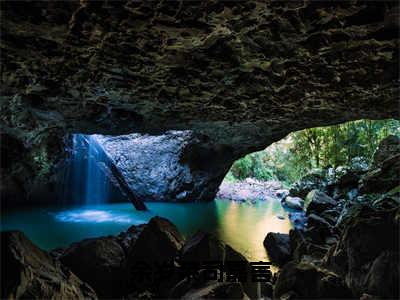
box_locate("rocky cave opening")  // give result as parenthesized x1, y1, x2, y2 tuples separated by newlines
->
(1, 0, 399, 299)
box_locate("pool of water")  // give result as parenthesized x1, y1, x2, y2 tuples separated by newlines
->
(1, 199, 291, 262)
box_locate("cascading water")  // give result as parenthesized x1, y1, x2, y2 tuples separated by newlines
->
(65, 134, 112, 204)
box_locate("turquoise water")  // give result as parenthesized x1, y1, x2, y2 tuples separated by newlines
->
(1, 199, 291, 261)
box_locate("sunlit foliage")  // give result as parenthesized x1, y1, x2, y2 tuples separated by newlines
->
(228, 119, 400, 184)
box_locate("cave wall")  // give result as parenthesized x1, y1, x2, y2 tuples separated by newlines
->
(1, 1, 399, 204)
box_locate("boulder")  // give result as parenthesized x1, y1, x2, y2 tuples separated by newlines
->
(283, 196, 304, 210)
(59, 236, 126, 298)
(96, 131, 232, 203)
(306, 214, 333, 244)
(116, 224, 146, 253)
(289, 171, 327, 199)
(181, 231, 225, 263)
(326, 208, 399, 298)
(126, 216, 184, 293)
(360, 153, 400, 194)
(1, 231, 97, 299)
(372, 135, 400, 168)
(304, 190, 336, 215)
(263, 233, 291, 267)
(273, 261, 352, 299)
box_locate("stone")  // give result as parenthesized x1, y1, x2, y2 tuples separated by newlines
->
(273, 261, 352, 299)
(96, 131, 232, 203)
(181, 282, 245, 299)
(364, 251, 399, 299)
(275, 189, 290, 200)
(1, 231, 97, 299)
(304, 190, 336, 215)
(372, 135, 400, 168)
(289, 172, 327, 199)
(126, 217, 184, 293)
(283, 196, 304, 210)
(181, 231, 225, 263)
(263, 232, 291, 267)
(1, 1, 398, 205)
(59, 236, 126, 298)
(326, 208, 399, 298)
(360, 153, 400, 194)
(128, 216, 184, 263)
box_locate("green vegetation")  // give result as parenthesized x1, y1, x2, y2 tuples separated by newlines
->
(228, 119, 400, 185)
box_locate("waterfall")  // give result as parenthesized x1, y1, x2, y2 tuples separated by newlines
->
(67, 134, 111, 204)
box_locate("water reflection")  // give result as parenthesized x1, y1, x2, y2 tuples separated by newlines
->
(2, 199, 292, 262)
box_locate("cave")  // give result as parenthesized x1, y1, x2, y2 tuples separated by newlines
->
(1, 1, 399, 299)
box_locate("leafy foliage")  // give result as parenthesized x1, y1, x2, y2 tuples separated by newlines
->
(227, 119, 400, 184)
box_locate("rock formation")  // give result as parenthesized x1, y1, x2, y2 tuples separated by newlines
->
(1, 0, 399, 204)
(1, 231, 97, 299)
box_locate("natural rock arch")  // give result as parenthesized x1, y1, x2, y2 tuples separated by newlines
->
(1, 1, 399, 204)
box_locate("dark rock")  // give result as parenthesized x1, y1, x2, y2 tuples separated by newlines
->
(263, 232, 291, 267)
(181, 282, 245, 299)
(273, 261, 352, 299)
(326, 208, 399, 298)
(59, 236, 126, 298)
(289, 172, 327, 199)
(360, 153, 400, 194)
(282, 196, 304, 210)
(126, 216, 184, 294)
(1, 231, 97, 299)
(116, 224, 146, 253)
(304, 190, 336, 215)
(372, 135, 400, 168)
(288, 211, 307, 230)
(181, 231, 225, 262)
(364, 251, 399, 298)
(306, 214, 333, 245)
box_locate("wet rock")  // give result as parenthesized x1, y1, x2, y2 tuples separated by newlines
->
(1, 231, 97, 299)
(97, 131, 232, 203)
(273, 261, 352, 299)
(263, 233, 291, 267)
(289, 172, 327, 199)
(59, 236, 126, 298)
(304, 190, 336, 215)
(306, 214, 333, 244)
(289, 229, 330, 262)
(276, 189, 290, 200)
(283, 196, 304, 210)
(288, 211, 307, 230)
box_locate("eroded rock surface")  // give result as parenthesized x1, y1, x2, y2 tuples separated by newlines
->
(1, 230, 97, 299)
(96, 131, 232, 202)
(1, 1, 399, 204)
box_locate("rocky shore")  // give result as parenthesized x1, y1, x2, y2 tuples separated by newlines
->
(264, 135, 400, 299)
